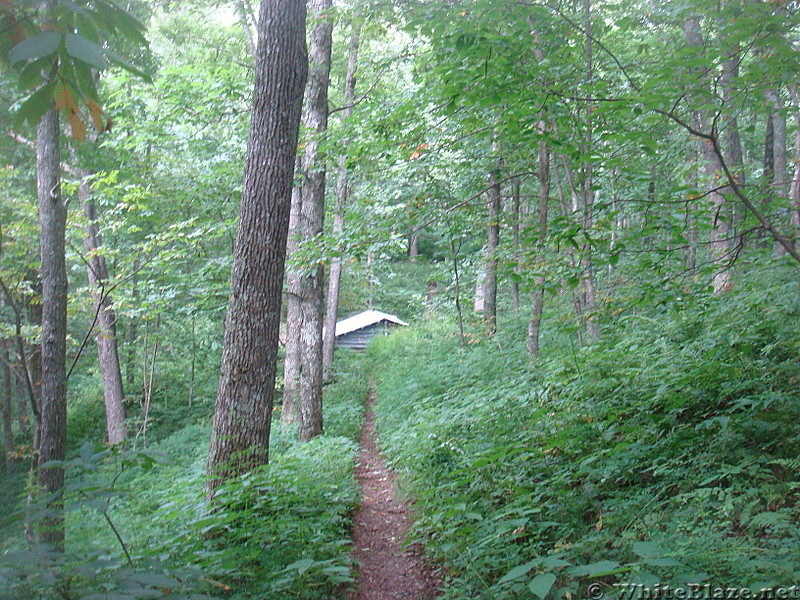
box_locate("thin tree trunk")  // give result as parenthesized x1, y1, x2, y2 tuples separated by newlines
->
(789, 85, 800, 250)
(296, 0, 333, 442)
(450, 240, 465, 349)
(188, 317, 196, 408)
(555, 156, 585, 340)
(528, 132, 550, 356)
(581, 0, 600, 341)
(36, 106, 67, 550)
(78, 172, 127, 445)
(684, 16, 732, 293)
(408, 231, 419, 261)
(483, 140, 501, 333)
(136, 317, 158, 449)
(206, 0, 307, 495)
(721, 51, 745, 250)
(236, 0, 257, 63)
(2, 340, 14, 474)
(511, 177, 521, 311)
(125, 257, 139, 388)
(323, 23, 361, 375)
(282, 185, 302, 428)
(366, 251, 375, 310)
(766, 88, 789, 255)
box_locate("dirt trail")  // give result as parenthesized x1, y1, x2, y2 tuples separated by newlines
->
(347, 393, 441, 600)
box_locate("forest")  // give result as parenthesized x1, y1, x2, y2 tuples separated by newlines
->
(1, 0, 799, 599)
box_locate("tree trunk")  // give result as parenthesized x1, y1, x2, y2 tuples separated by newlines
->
(527, 132, 550, 356)
(125, 257, 139, 389)
(36, 107, 68, 550)
(2, 340, 14, 474)
(789, 85, 800, 250)
(295, 0, 333, 442)
(78, 173, 127, 445)
(511, 177, 521, 312)
(322, 23, 361, 375)
(281, 185, 302, 428)
(581, 0, 601, 341)
(408, 231, 419, 261)
(482, 140, 501, 333)
(684, 16, 732, 293)
(450, 240, 465, 349)
(721, 51, 745, 251)
(206, 0, 307, 494)
(766, 88, 789, 255)
(236, 0, 257, 63)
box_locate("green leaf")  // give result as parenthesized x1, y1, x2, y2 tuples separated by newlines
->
(286, 558, 315, 574)
(14, 82, 55, 129)
(9, 32, 61, 65)
(498, 560, 537, 585)
(632, 541, 661, 559)
(529, 573, 557, 599)
(65, 32, 108, 69)
(17, 57, 49, 91)
(568, 561, 622, 577)
(644, 558, 682, 567)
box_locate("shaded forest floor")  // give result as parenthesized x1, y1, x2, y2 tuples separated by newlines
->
(347, 391, 441, 600)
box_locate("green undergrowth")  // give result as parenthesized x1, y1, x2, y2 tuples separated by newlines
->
(0, 352, 369, 600)
(368, 271, 800, 600)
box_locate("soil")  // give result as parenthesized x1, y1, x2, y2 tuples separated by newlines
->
(346, 393, 442, 600)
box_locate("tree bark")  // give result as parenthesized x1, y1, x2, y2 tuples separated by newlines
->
(766, 88, 789, 255)
(78, 173, 127, 445)
(684, 16, 732, 293)
(528, 131, 550, 356)
(295, 0, 333, 442)
(323, 23, 361, 375)
(207, 0, 307, 494)
(581, 0, 601, 340)
(482, 140, 501, 333)
(789, 85, 800, 250)
(281, 185, 301, 428)
(36, 107, 68, 550)
(2, 340, 14, 474)
(125, 257, 139, 389)
(236, 0, 257, 63)
(721, 50, 745, 249)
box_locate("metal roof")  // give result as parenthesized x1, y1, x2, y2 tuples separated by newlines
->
(334, 310, 410, 337)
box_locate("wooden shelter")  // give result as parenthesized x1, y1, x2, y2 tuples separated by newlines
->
(334, 310, 409, 351)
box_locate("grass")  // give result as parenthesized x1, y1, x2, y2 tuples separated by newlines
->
(367, 268, 800, 600)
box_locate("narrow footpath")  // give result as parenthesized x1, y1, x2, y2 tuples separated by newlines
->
(347, 393, 441, 600)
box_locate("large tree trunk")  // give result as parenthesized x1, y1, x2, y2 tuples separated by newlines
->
(206, 0, 307, 494)
(36, 107, 68, 550)
(322, 23, 361, 375)
(295, 0, 333, 442)
(78, 174, 127, 445)
(684, 16, 732, 293)
(482, 139, 501, 332)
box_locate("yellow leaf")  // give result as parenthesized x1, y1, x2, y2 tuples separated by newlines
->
(54, 85, 68, 111)
(87, 98, 104, 132)
(67, 110, 86, 142)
